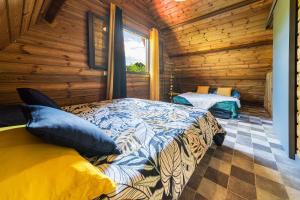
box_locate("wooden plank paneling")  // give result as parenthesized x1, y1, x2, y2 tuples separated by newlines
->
(0, 0, 169, 106)
(173, 44, 272, 103)
(21, 0, 37, 34)
(146, 0, 247, 29)
(127, 73, 150, 99)
(0, 0, 10, 49)
(160, 41, 174, 102)
(7, 0, 24, 42)
(30, 0, 45, 26)
(0, 0, 49, 49)
(161, 0, 258, 31)
(146, 0, 273, 104)
(163, 1, 273, 55)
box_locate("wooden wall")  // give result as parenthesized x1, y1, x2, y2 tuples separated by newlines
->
(0, 0, 173, 106)
(147, 0, 273, 104)
(160, 40, 174, 101)
(0, 0, 107, 106)
(1, 0, 273, 106)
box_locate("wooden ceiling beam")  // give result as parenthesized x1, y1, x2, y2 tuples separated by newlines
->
(265, 0, 278, 29)
(169, 40, 273, 58)
(44, 0, 66, 23)
(161, 0, 259, 32)
(0, 0, 10, 50)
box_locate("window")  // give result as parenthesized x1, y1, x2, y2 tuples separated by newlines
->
(124, 29, 149, 73)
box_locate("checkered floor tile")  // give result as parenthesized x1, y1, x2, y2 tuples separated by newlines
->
(179, 114, 300, 200)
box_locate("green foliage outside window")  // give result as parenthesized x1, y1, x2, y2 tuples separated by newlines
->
(126, 62, 146, 73)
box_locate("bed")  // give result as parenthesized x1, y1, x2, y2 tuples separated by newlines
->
(63, 98, 226, 200)
(173, 92, 241, 119)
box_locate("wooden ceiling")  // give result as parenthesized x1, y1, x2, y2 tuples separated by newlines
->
(0, 0, 155, 50)
(0, 0, 52, 50)
(165, 0, 272, 55)
(0, 0, 273, 51)
(144, 0, 273, 57)
(145, 0, 260, 29)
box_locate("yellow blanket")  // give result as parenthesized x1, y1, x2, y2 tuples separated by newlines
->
(0, 126, 116, 200)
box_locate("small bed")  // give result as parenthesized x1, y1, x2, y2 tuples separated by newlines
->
(173, 87, 241, 119)
(63, 98, 226, 200)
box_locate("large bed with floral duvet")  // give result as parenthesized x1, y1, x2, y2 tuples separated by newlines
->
(63, 98, 226, 200)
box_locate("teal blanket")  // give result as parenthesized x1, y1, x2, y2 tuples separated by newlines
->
(173, 96, 239, 119)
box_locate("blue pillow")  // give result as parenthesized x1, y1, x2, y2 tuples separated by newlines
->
(209, 88, 217, 94)
(232, 89, 241, 99)
(17, 88, 60, 109)
(22, 105, 120, 157)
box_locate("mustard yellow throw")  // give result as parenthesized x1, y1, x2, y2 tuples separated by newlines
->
(196, 86, 210, 94)
(217, 87, 232, 97)
(0, 126, 116, 200)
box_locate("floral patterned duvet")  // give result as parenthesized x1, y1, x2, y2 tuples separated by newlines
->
(63, 98, 225, 200)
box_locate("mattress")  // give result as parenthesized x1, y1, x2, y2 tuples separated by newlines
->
(63, 98, 226, 200)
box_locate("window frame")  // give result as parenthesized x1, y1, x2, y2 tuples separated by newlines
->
(123, 27, 150, 75)
(87, 11, 109, 70)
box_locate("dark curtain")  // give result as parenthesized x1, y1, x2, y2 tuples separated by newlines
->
(113, 7, 127, 99)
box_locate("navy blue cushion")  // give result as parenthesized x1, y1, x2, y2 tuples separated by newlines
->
(22, 105, 120, 157)
(17, 88, 60, 109)
(208, 88, 217, 94)
(231, 89, 241, 99)
(0, 105, 27, 127)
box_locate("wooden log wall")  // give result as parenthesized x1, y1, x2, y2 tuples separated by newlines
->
(161, 61, 174, 101)
(0, 0, 108, 106)
(151, 0, 273, 104)
(160, 40, 174, 101)
(0, 0, 174, 106)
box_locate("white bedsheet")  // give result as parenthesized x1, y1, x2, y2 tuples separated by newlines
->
(178, 92, 241, 110)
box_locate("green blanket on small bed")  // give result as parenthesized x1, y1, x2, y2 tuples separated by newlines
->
(173, 95, 239, 118)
